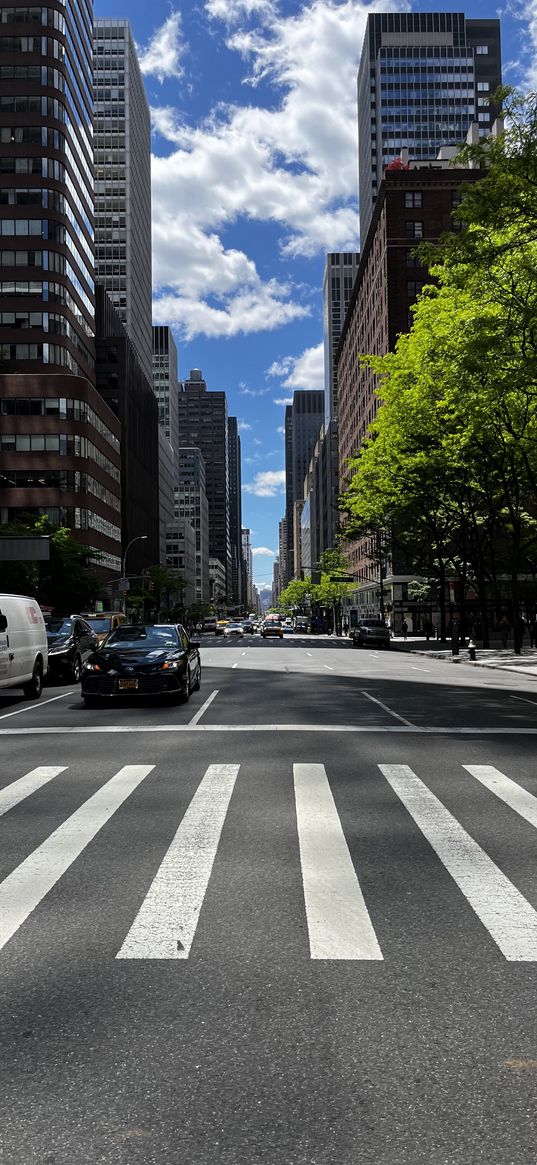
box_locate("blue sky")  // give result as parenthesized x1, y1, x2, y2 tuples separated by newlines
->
(93, 0, 537, 593)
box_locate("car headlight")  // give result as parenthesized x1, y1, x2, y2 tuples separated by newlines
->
(162, 659, 182, 670)
(49, 639, 72, 655)
(84, 662, 101, 672)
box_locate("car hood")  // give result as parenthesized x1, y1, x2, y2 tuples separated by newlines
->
(87, 647, 185, 671)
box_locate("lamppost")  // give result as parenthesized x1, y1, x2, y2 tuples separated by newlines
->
(120, 535, 147, 613)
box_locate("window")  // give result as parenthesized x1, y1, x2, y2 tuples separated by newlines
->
(404, 191, 422, 208)
(407, 280, 425, 298)
(405, 221, 423, 239)
(475, 45, 489, 54)
(477, 82, 489, 91)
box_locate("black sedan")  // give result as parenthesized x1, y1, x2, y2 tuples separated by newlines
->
(352, 619, 391, 649)
(45, 615, 99, 682)
(80, 623, 201, 705)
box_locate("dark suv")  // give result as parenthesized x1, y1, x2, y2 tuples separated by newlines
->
(45, 615, 99, 682)
(352, 619, 391, 649)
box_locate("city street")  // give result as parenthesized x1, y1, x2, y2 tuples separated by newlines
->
(1, 634, 537, 1164)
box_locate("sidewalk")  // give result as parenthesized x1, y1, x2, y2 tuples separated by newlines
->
(390, 635, 537, 678)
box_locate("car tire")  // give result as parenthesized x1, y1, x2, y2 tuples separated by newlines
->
(23, 659, 43, 699)
(352, 639, 358, 648)
(71, 653, 82, 682)
(192, 665, 201, 692)
(83, 695, 101, 708)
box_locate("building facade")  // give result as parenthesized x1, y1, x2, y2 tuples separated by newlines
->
(323, 253, 359, 425)
(357, 11, 502, 238)
(0, 0, 122, 576)
(174, 447, 209, 605)
(93, 19, 153, 385)
(241, 527, 253, 610)
(284, 390, 324, 583)
(152, 326, 179, 455)
(227, 416, 243, 608)
(177, 369, 231, 596)
(166, 518, 196, 609)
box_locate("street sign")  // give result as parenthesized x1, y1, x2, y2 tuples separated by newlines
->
(329, 574, 354, 582)
(118, 579, 130, 593)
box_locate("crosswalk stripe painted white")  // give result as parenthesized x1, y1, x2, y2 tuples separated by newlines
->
(0, 766, 66, 817)
(379, 764, 537, 961)
(0, 764, 154, 953)
(116, 763, 240, 960)
(293, 763, 382, 960)
(463, 765, 537, 830)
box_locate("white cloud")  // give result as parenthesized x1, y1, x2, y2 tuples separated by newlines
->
(238, 419, 252, 431)
(268, 342, 324, 390)
(149, 0, 406, 337)
(139, 12, 184, 83)
(273, 396, 293, 405)
(239, 384, 270, 397)
(252, 546, 277, 556)
(513, 1, 537, 87)
(277, 425, 285, 435)
(243, 469, 286, 496)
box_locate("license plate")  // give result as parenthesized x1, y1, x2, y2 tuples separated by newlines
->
(119, 678, 138, 691)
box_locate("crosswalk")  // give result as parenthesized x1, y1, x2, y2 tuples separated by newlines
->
(1, 759, 537, 962)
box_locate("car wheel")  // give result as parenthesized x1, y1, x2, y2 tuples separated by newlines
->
(192, 664, 201, 692)
(83, 695, 101, 708)
(352, 639, 358, 648)
(23, 659, 43, 699)
(71, 653, 82, 682)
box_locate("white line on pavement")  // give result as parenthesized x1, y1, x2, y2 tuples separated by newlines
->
(306, 652, 312, 657)
(510, 696, 537, 707)
(188, 689, 219, 726)
(361, 690, 417, 728)
(0, 764, 154, 953)
(294, 763, 382, 960)
(324, 665, 333, 670)
(379, 763, 537, 961)
(409, 666, 431, 672)
(0, 692, 73, 720)
(0, 766, 66, 817)
(232, 662, 239, 669)
(463, 765, 537, 830)
(117, 763, 240, 959)
(3, 725, 537, 735)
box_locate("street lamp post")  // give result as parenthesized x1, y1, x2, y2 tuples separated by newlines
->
(120, 535, 147, 613)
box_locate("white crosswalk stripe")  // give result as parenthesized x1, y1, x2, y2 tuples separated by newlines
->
(1, 759, 537, 961)
(0, 764, 154, 953)
(379, 763, 537, 961)
(117, 764, 240, 960)
(0, 766, 66, 817)
(294, 763, 382, 960)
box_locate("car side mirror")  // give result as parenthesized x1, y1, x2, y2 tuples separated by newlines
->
(0, 614, 7, 633)
(189, 641, 200, 650)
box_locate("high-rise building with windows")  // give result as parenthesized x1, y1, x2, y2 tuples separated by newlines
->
(93, 19, 153, 385)
(227, 416, 243, 608)
(358, 12, 502, 238)
(284, 391, 324, 584)
(0, 0, 122, 577)
(323, 253, 359, 426)
(177, 370, 231, 595)
(174, 447, 209, 605)
(152, 326, 179, 455)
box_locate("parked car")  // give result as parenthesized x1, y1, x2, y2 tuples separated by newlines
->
(261, 618, 284, 639)
(0, 593, 47, 699)
(81, 623, 201, 705)
(81, 611, 126, 646)
(45, 615, 99, 681)
(352, 619, 391, 649)
(224, 622, 244, 637)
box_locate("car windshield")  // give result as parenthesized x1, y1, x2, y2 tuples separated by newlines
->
(104, 626, 180, 650)
(45, 618, 72, 638)
(85, 617, 111, 633)
(361, 620, 387, 628)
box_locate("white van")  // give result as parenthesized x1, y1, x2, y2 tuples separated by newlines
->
(0, 594, 48, 699)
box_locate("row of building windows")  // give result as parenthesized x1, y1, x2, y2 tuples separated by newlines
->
(0, 187, 93, 252)
(0, 219, 93, 289)
(0, 279, 92, 332)
(0, 250, 93, 315)
(0, 36, 92, 119)
(0, 468, 120, 514)
(0, 340, 90, 378)
(0, 395, 117, 451)
(0, 432, 120, 482)
(0, 8, 65, 30)
(0, 311, 94, 367)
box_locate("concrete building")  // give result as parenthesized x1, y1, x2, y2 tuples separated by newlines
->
(241, 527, 253, 609)
(93, 19, 153, 385)
(227, 416, 243, 608)
(152, 326, 179, 456)
(174, 447, 209, 605)
(0, 0, 122, 577)
(272, 558, 280, 606)
(324, 253, 359, 426)
(337, 161, 484, 621)
(166, 519, 196, 609)
(178, 369, 231, 595)
(157, 427, 175, 567)
(278, 517, 287, 593)
(358, 11, 502, 239)
(209, 557, 226, 606)
(284, 391, 324, 583)
(95, 287, 159, 577)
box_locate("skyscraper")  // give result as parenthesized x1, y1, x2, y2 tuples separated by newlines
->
(152, 326, 179, 455)
(323, 253, 359, 426)
(284, 391, 324, 584)
(177, 370, 231, 595)
(93, 19, 153, 384)
(358, 12, 502, 238)
(174, 447, 209, 605)
(227, 416, 243, 608)
(0, 0, 122, 577)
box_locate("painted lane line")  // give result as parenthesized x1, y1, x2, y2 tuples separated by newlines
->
(0, 766, 66, 817)
(0, 765, 154, 953)
(361, 690, 417, 728)
(463, 765, 537, 831)
(3, 724, 537, 735)
(117, 764, 240, 959)
(409, 666, 431, 672)
(510, 696, 537, 708)
(324, 665, 334, 671)
(379, 764, 537, 961)
(188, 689, 219, 726)
(294, 763, 382, 960)
(232, 662, 239, 669)
(0, 692, 73, 721)
(306, 652, 313, 657)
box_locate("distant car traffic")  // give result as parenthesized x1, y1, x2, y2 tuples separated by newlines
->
(261, 617, 284, 639)
(283, 619, 294, 633)
(352, 619, 391, 649)
(215, 620, 229, 636)
(45, 615, 98, 681)
(81, 611, 126, 646)
(81, 623, 201, 704)
(224, 623, 244, 637)
(241, 619, 254, 633)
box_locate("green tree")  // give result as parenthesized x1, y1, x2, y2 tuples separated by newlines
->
(0, 516, 99, 611)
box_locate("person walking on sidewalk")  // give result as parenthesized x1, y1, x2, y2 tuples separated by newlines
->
(401, 619, 408, 640)
(530, 616, 537, 648)
(499, 614, 511, 649)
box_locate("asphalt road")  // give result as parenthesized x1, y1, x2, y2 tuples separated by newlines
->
(1, 633, 537, 1164)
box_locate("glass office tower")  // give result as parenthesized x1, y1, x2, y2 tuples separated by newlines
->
(358, 12, 502, 239)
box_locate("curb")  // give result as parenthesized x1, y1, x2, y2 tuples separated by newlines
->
(390, 644, 537, 679)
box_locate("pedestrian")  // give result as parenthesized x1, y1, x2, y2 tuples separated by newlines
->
(499, 614, 511, 649)
(530, 616, 537, 649)
(424, 619, 433, 641)
(401, 618, 408, 640)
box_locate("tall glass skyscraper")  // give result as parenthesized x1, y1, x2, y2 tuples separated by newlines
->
(93, 19, 153, 385)
(358, 12, 502, 239)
